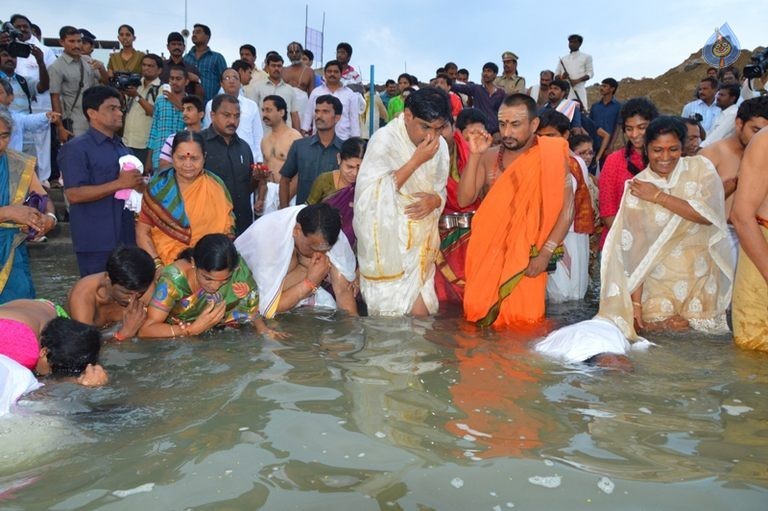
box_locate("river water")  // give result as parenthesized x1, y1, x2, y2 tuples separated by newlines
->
(0, 250, 766, 510)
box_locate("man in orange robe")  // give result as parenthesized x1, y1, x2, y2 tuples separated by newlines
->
(457, 94, 573, 327)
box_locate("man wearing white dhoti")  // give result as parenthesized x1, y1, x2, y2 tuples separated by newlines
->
(235, 203, 357, 318)
(353, 87, 451, 316)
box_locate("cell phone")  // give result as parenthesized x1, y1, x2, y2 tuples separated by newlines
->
(161, 84, 171, 93)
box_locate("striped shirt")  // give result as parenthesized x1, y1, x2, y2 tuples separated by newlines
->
(183, 48, 227, 103)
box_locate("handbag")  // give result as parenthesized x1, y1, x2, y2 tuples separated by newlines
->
(22, 191, 49, 240)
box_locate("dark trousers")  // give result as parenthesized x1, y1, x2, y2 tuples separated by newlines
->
(75, 251, 113, 277)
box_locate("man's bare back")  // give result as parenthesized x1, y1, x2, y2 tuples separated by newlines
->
(67, 273, 151, 336)
(262, 126, 303, 183)
(699, 137, 743, 216)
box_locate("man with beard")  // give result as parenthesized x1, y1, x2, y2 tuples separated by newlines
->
(540, 79, 582, 129)
(282, 42, 315, 95)
(527, 70, 554, 109)
(160, 32, 203, 98)
(458, 94, 573, 327)
(259, 95, 302, 214)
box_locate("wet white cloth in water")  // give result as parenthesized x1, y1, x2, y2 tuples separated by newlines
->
(535, 319, 653, 364)
(235, 205, 356, 318)
(0, 354, 41, 416)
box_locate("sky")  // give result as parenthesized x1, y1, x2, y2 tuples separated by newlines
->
(5, 1, 765, 87)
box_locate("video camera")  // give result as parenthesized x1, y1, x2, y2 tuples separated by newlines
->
(744, 48, 768, 80)
(0, 21, 32, 59)
(113, 71, 142, 90)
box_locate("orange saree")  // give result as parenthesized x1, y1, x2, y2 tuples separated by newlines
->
(463, 136, 568, 327)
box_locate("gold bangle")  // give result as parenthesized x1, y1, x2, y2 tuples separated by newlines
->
(652, 190, 662, 203)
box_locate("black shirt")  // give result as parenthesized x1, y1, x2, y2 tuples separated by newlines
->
(160, 59, 202, 96)
(280, 134, 343, 204)
(201, 127, 254, 236)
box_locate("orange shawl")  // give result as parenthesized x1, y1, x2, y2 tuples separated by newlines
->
(463, 136, 568, 326)
(568, 155, 595, 234)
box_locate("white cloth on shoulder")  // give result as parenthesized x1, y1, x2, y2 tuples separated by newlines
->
(0, 354, 41, 416)
(234, 205, 356, 318)
(535, 319, 653, 364)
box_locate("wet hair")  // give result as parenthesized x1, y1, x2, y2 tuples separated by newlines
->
(316, 94, 343, 115)
(0, 77, 13, 96)
(211, 93, 239, 113)
(397, 73, 414, 86)
(59, 25, 79, 39)
(680, 116, 706, 141)
(232, 59, 253, 72)
(601, 77, 619, 92)
(81, 85, 121, 120)
(736, 96, 768, 123)
(143, 53, 163, 69)
(568, 34, 584, 44)
(181, 95, 204, 112)
(456, 108, 489, 131)
(569, 133, 593, 151)
(303, 49, 314, 61)
(435, 72, 453, 87)
(168, 64, 189, 78)
(644, 116, 687, 147)
(620, 97, 659, 126)
(537, 109, 571, 135)
(171, 129, 206, 156)
(265, 53, 284, 65)
(339, 137, 366, 160)
(336, 42, 353, 56)
(405, 87, 451, 123)
(118, 24, 135, 36)
(324, 60, 342, 72)
(0, 110, 14, 134)
(718, 83, 741, 102)
(264, 94, 288, 121)
(297, 203, 341, 246)
(549, 79, 571, 94)
(385, 79, 396, 87)
(179, 234, 238, 272)
(40, 318, 101, 378)
(502, 93, 537, 120)
(167, 32, 184, 44)
(107, 246, 155, 291)
(193, 23, 211, 37)
(240, 44, 256, 57)
(482, 62, 499, 75)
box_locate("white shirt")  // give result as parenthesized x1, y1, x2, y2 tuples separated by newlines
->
(701, 103, 737, 147)
(203, 95, 264, 162)
(681, 99, 721, 133)
(14, 35, 56, 111)
(556, 50, 594, 110)
(301, 84, 361, 140)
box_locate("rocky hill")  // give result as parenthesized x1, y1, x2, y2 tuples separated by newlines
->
(587, 47, 763, 115)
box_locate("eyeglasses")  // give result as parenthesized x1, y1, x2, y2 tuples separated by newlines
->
(0, 132, 11, 140)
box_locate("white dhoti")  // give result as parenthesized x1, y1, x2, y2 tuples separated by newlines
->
(0, 354, 41, 416)
(261, 182, 295, 217)
(535, 319, 653, 364)
(235, 205, 356, 318)
(353, 115, 449, 316)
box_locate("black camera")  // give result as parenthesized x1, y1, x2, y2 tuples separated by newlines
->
(743, 48, 768, 80)
(114, 71, 142, 90)
(0, 21, 32, 59)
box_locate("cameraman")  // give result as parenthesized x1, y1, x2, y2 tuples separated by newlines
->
(741, 49, 768, 101)
(122, 54, 161, 168)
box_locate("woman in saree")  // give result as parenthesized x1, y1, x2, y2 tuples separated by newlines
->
(139, 233, 281, 338)
(537, 116, 733, 364)
(136, 130, 235, 268)
(0, 111, 58, 303)
(306, 137, 366, 248)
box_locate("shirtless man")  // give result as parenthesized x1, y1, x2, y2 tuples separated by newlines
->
(730, 126, 768, 352)
(66, 246, 156, 341)
(282, 42, 315, 95)
(259, 94, 302, 215)
(699, 97, 768, 259)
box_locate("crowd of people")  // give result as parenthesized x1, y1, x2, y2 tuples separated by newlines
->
(1, 13, 768, 411)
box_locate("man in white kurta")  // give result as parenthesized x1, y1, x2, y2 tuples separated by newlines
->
(555, 35, 593, 111)
(354, 88, 451, 316)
